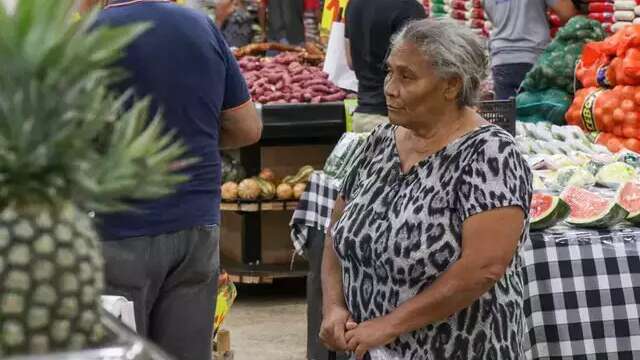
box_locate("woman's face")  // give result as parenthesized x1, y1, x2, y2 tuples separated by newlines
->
(384, 41, 454, 128)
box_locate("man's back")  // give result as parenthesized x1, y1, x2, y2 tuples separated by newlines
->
(484, 0, 553, 66)
(95, 1, 250, 240)
(345, 0, 426, 116)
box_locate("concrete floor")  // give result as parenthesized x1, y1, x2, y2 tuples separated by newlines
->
(223, 278, 308, 360)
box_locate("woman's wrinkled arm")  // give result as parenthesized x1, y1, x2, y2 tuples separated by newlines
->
(319, 196, 353, 351)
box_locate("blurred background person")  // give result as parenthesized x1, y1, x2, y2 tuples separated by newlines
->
(259, 0, 305, 46)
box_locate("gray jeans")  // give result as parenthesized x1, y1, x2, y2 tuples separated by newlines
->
(102, 225, 220, 360)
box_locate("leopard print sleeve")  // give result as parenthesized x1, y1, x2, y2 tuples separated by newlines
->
(339, 124, 392, 202)
(455, 129, 533, 222)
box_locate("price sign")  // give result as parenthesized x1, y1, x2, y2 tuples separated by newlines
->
(320, 0, 349, 34)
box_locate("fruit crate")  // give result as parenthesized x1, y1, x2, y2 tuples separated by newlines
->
(477, 98, 516, 136)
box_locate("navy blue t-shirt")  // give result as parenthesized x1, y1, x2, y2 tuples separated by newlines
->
(94, 0, 250, 240)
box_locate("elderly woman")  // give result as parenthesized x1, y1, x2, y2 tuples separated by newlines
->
(320, 19, 532, 360)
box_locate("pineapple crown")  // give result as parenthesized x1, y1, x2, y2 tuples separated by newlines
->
(0, 0, 191, 212)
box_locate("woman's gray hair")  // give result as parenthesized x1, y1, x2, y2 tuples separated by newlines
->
(390, 18, 489, 107)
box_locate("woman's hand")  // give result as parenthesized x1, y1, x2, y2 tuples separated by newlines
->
(345, 316, 399, 360)
(319, 306, 353, 351)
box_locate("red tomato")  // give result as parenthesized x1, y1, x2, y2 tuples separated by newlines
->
(622, 99, 636, 112)
(613, 108, 626, 123)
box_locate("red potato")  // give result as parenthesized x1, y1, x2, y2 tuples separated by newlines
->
(322, 92, 346, 102)
(309, 85, 331, 94)
(311, 96, 322, 103)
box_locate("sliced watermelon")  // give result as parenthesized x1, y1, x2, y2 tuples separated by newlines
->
(530, 193, 570, 230)
(561, 186, 628, 229)
(617, 182, 640, 225)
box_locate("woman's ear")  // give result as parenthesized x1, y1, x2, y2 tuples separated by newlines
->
(444, 77, 463, 102)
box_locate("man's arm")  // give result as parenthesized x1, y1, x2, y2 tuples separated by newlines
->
(219, 100, 262, 149)
(549, 0, 577, 23)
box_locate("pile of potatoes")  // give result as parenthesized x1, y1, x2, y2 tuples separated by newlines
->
(239, 52, 348, 105)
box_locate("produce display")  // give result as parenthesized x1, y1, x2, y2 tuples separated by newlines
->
(568, 24, 640, 153)
(561, 185, 629, 228)
(221, 165, 314, 202)
(238, 52, 347, 105)
(587, 1, 615, 33)
(530, 193, 571, 230)
(522, 16, 606, 94)
(517, 17, 606, 124)
(516, 122, 610, 157)
(323, 132, 368, 180)
(426, 0, 490, 37)
(617, 181, 640, 223)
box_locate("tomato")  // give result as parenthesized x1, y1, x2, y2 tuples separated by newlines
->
(602, 115, 615, 131)
(608, 137, 623, 152)
(613, 125, 623, 136)
(622, 99, 636, 112)
(597, 133, 612, 145)
(634, 90, 640, 105)
(621, 86, 636, 100)
(625, 138, 640, 152)
(625, 111, 639, 125)
(613, 108, 626, 123)
(623, 125, 637, 138)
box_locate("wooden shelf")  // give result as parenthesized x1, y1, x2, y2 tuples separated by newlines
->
(222, 255, 308, 284)
(220, 200, 299, 212)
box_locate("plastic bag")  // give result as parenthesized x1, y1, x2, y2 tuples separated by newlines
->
(323, 132, 366, 179)
(517, 89, 573, 125)
(522, 16, 606, 93)
(566, 86, 640, 140)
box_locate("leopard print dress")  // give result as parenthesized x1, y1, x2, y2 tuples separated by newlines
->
(333, 124, 533, 360)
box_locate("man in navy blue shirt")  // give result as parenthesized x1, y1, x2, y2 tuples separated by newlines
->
(92, 1, 261, 359)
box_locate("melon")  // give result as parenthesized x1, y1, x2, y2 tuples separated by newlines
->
(530, 193, 570, 230)
(561, 186, 628, 228)
(617, 182, 640, 224)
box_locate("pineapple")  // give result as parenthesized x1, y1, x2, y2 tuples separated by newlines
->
(0, 0, 189, 356)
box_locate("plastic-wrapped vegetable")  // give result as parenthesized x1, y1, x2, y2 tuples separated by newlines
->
(596, 161, 638, 188)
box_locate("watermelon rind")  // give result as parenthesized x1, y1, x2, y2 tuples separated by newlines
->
(531, 196, 570, 231)
(616, 182, 640, 225)
(565, 203, 629, 229)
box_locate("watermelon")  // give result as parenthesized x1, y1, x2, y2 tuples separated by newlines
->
(530, 193, 570, 230)
(561, 186, 628, 229)
(617, 182, 640, 225)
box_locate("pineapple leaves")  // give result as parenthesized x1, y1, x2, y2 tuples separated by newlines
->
(0, 0, 191, 212)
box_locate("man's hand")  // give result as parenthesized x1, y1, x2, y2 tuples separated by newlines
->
(345, 316, 399, 360)
(319, 306, 352, 352)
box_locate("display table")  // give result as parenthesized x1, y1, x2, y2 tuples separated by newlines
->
(523, 227, 640, 359)
(293, 174, 640, 359)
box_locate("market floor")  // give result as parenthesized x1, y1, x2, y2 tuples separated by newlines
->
(223, 278, 308, 360)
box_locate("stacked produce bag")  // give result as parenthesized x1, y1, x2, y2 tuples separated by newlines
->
(611, 0, 640, 32)
(517, 16, 606, 124)
(588, 1, 615, 33)
(568, 24, 640, 152)
(426, 0, 490, 37)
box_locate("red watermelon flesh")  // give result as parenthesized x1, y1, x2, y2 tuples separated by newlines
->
(562, 186, 610, 218)
(561, 186, 628, 228)
(618, 182, 640, 216)
(531, 194, 554, 218)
